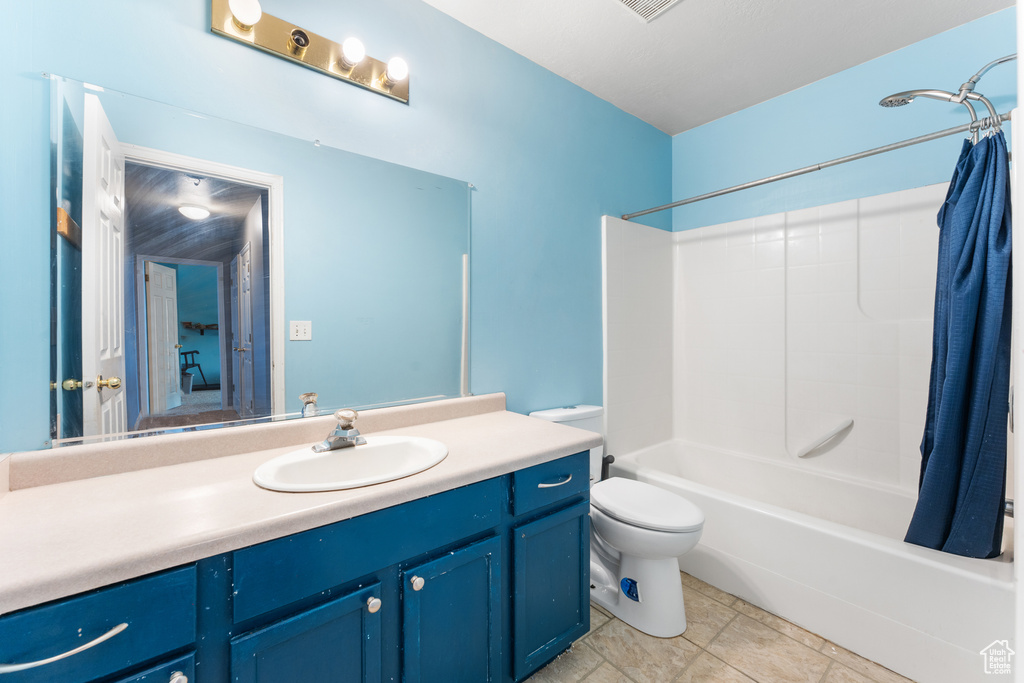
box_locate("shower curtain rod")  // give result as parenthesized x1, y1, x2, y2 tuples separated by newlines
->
(621, 111, 1012, 221)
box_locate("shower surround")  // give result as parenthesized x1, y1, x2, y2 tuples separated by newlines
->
(601, 182, 1014, 682)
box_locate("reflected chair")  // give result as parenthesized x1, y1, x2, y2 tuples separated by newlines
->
(180, 350, 208, 389)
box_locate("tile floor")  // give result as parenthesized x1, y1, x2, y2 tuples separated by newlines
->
(529, 572, 914, 683)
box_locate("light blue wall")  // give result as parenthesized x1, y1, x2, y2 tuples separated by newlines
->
(672, 8, 1017, 231)
(0, 0, 670, 451)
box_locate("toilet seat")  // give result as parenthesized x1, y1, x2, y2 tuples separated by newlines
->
(591, 478, 704, 533)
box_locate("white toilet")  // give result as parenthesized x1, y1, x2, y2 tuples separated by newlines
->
(529, 405, 705, 638)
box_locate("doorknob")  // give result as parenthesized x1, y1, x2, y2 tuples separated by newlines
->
(174, 344, 183, 349)
(96, 376, 122, 390)
(62, 379, 83, 391)
(410, 576, 425, 591)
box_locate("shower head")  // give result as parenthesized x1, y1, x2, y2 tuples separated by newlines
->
(878, 89, 959, 108)
(879, 94, 912, 107)
(879, 88, 981, 142)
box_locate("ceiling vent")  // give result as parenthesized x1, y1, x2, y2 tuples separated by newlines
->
(616, 0, 682, 22)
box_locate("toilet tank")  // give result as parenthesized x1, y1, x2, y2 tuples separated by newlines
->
(528, 405, 604, 485)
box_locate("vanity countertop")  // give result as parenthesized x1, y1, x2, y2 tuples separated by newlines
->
(0, 402, 601, 615)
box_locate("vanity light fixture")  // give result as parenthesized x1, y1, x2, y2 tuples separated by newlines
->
(179, 205, 211, 220)
(210, 0, 410, 104)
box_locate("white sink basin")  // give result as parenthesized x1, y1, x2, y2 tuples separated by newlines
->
(253, 435, 448, 492)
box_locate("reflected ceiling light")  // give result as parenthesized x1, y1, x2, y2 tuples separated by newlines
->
(228, 0, 262, 30)
(383, 57, 409, 87)
(179, 205, 211, 220)
(339, 37, 366, 70)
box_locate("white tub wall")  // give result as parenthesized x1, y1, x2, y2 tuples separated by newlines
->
(602, 216, 674, 457)
(670, 185, 944, 491)
(672, 213, 787, 460)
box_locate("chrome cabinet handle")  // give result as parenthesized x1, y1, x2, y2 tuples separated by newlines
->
(169, 671, 189, 683)
(410, 575, 425, 591)
(366, 597, 382, 613)
(537, 473, 573, 489)
(0, 622, 128, 674)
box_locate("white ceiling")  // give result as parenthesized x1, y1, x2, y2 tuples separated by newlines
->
(421, 0, 1013, 135)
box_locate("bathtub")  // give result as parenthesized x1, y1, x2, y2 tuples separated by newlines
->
(610, 440, 1015, 683)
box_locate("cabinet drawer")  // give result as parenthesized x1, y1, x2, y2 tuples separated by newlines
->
(0, 566, 196, 683)
(112, 652, 194, 682)
(512, 452, 589, 516)
(233, 477, 504, 623)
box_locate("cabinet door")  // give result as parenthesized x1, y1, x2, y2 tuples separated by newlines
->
(401, 536, 501, 683)
(512, 500, 590, 680)
(230, 584, 382, 683)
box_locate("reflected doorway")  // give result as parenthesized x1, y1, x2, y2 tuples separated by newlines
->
(126, 162, 272, 431)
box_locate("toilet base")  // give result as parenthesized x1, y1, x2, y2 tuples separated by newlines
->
(590, 553, 687, 638)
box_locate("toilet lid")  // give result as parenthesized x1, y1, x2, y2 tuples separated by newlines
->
(591, 478, 704, 533)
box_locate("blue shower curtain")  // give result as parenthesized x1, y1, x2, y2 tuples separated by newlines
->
(904, 131, 1012, 559)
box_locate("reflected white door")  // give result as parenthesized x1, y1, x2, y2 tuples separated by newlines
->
(82, 93, 127, 436)
(237, 243, 255, 417)
(231, 255, 240, 414)
(145, 262, 182, 413)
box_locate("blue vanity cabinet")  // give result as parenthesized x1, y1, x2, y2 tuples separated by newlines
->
(229, 584, 382, 683)
(401, 536, 502, 683)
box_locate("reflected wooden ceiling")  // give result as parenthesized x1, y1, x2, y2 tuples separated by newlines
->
(125, 163, 266, 263)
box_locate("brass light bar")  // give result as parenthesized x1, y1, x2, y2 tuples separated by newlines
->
(210, 0, 410, 104)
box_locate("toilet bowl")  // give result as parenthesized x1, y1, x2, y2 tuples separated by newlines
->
(528, 405, 706, 639)
(589, 477, 704, 637)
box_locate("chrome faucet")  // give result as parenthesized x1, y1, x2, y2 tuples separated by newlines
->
(312, 408, 367, 452)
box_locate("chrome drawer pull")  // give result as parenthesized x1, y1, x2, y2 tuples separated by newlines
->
(0, 622, 128, 674)
(537, 473, 573, 489)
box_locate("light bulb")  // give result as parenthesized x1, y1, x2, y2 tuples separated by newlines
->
(179, 205, 211, 220)
(228, 0, 262, 30)
(340, 37, 365, 69)
(384, 57, 409, 85)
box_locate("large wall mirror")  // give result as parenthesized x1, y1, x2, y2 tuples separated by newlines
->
(49, 75, 470, 448)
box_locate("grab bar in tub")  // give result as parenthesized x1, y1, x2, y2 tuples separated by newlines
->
(796, 419, 855, 459)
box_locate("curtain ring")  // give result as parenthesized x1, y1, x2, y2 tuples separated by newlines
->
(969, 119, 981, 144)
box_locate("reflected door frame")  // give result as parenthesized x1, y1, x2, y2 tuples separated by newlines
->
(121, 143, 285, 415)
(136, 255, 226, 417)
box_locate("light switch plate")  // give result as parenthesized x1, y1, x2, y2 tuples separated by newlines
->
(290, 320, 312, 341)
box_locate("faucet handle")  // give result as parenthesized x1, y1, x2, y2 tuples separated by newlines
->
(334, 408, 359, 429)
